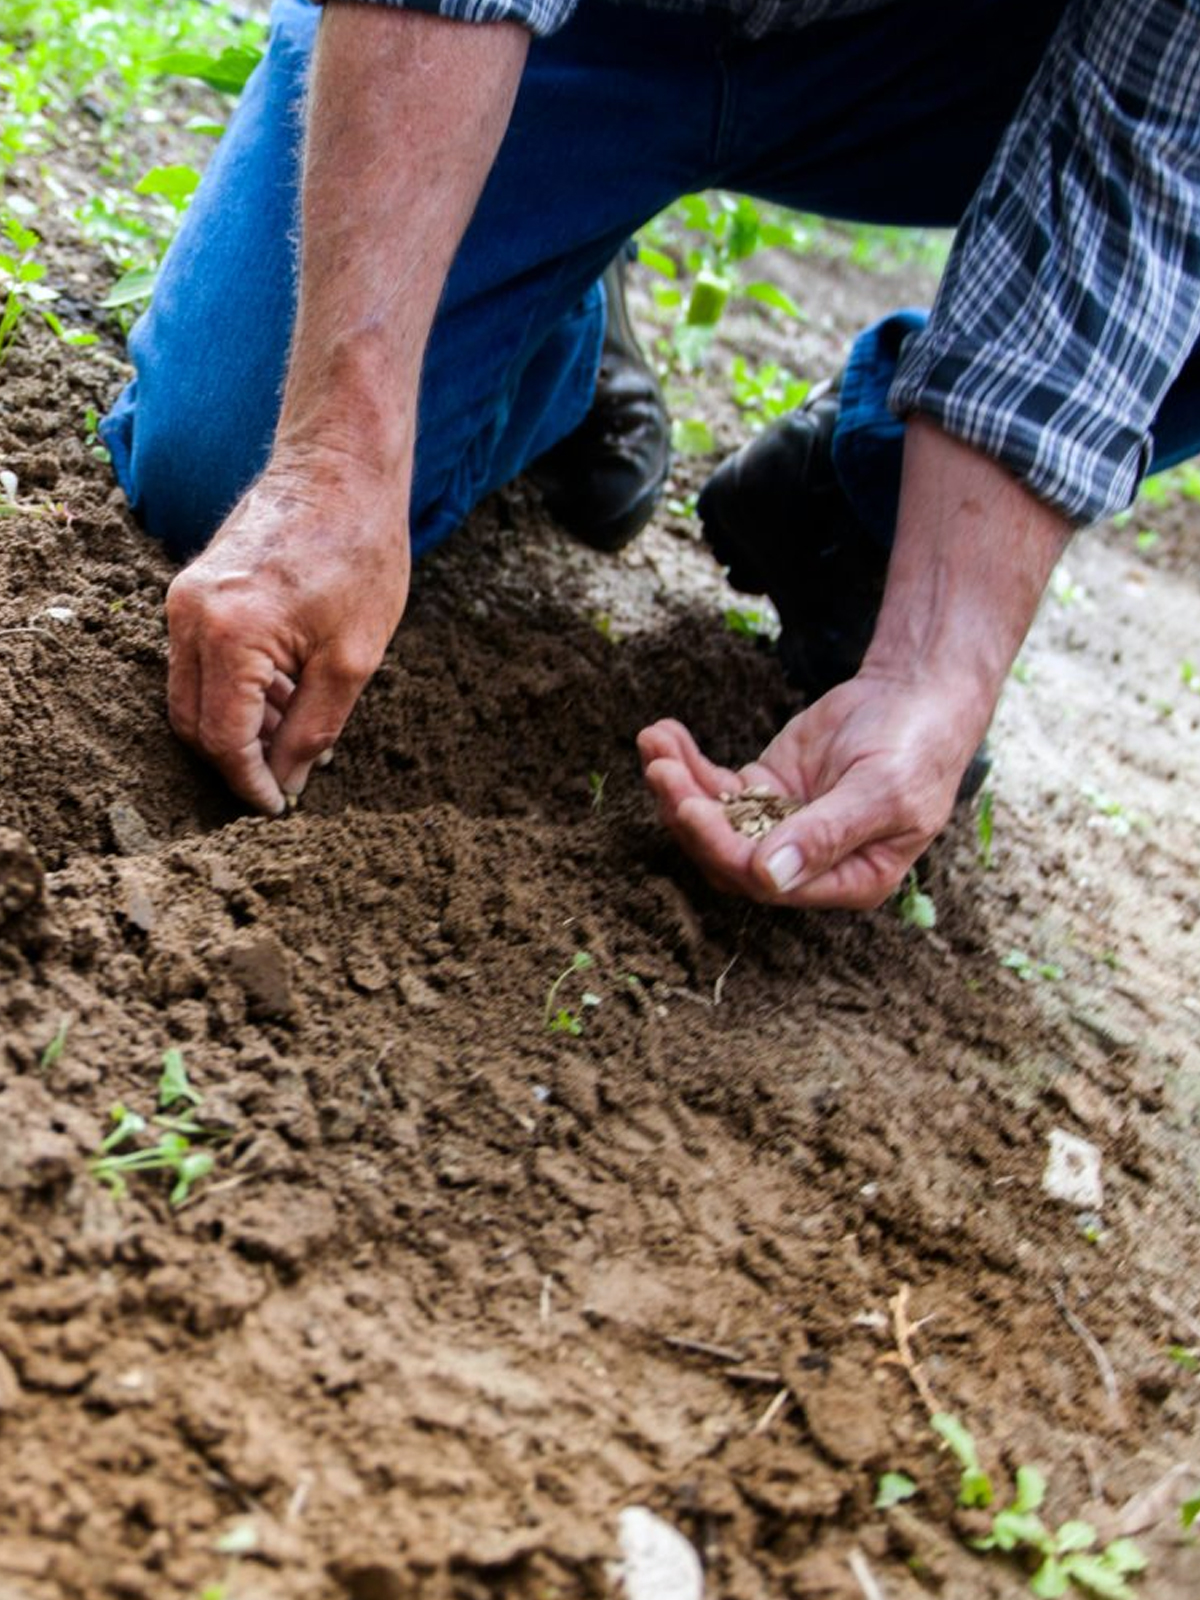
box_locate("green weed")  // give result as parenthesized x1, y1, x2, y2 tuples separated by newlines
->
(38, 1014, 70, 1072)
(1001, 949, 1063, 983)
(90, 1048, 223, 1206)
(723, 605, 777, 640)
(933, 1414, 1147, 1597)
(896, 870, 936, 931)
(874, 1471, 917, 1510)
(544, 951, 599, 1036)
(977, 788, 995, 869)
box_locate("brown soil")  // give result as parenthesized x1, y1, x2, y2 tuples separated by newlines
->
(2, 126, 1200, 1600)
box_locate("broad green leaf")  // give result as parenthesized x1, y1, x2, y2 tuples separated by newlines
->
(874, 1472, 917, 1510)
(1053, 1520, 1096, 1554)
(1102, 1540, 1147, 1574)
(1058, 1554, 1136, 1599)
(671, 417, 715, 455)
(637, 243, 677, 279)
(148, 45, 263, 95)
(99, 265, 158, 308)
(159, 1048, 204, 1109)
(744, 280, 804, 318)
(1030, 1557, 1071, 1599)
(135, 165, 200, 203)
(931, 1412, 979, 1471)
(1012, 1464, 1048, 1514)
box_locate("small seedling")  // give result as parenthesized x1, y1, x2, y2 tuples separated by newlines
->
(544, 951, 597, 1035)
(159, 1046, 203, 1108)
(1182, 1495, 1200, 1531)
(932, 1411, 993, 1508)
(587, 770, 607, 813)
(722, 606, 777, 640)
(875, 1471, 918, 1509)
(90, 1050, 222, 1206)
(1135, 529, 1159, 552)
(977, 788, 995, 869)
(38, 1014, 70, 1071)
(1181, 659, 1199, 694)
(896, 871, 936, 931)
(1011, 659, 1034, 685)
(671, 416, 715, 455)
(1168, 1344, 1199, 1374)
(932, 1414, 1147, 1597)
(1001, 949, 1063, 983)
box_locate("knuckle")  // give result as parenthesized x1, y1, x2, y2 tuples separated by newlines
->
(324, 644, 379, 686)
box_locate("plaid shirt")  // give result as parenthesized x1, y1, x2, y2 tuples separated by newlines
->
(333, 0, 1200, 524)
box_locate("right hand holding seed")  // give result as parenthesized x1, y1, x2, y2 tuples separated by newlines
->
(639, 666, 984, 910)
(166, 462, 410, 816)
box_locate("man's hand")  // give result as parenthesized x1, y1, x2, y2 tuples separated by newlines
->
(164, 7, 529, 810)
(167, 459, 409, 815)
(639, 666, 981, 909)
(642, 418, 1073, 910)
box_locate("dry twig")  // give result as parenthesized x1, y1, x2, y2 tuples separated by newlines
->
(751, 1386, 791, 1436)
(847, 1547, 889, 1600)
(1052, 1281, 1122, 1422)
(879, 1284, 941, 1416)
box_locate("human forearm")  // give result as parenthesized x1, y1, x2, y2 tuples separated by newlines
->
(864, 417, 1071, 725)
(275, 5, 530, 487)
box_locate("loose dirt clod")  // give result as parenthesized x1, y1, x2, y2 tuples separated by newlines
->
(720, 785, 803, 838)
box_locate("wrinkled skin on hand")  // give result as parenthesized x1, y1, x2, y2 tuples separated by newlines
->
(166, 462, 409, 816)
(639, 667, 987, 910)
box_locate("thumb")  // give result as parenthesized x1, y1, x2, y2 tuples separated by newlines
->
(749, 766, 927, 908)
(268, 647, 373, 798)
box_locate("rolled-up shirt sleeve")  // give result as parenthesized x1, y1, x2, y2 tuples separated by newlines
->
(889, 0, 1200, 525)
(322, 0, 577, 37)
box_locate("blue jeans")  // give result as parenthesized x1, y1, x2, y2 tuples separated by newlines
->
(101, 0, 1200, 562)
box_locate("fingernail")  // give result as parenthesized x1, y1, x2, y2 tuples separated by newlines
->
(315, 748, 334, 770)
(282, 765, 309, 799)
(766, 843, 803, 890)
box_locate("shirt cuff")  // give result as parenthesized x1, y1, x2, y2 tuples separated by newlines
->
(888, 331, 1152, 528)
(322, 0, 576, 38)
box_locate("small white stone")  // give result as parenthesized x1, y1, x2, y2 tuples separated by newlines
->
(43, 606, 75, 623)
(1043, 1128, 1103, 1209)
(617, 1506, 704, 1600)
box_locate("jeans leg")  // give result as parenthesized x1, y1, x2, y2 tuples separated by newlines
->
(101, 0, 316, 558)
(102, 0, 728, 562)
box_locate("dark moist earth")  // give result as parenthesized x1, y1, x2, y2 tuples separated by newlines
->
(3, 175, 1200, 1600)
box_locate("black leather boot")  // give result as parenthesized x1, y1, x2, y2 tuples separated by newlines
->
(527, 248, 670, 553)
(698, 384, 991, 803)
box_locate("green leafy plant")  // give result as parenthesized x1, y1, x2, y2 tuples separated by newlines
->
(90, 1049, 223, 1206)
(544, 951, 600, 1036)
(638, 191, 805, 369)
(932, 1411, 993, 1508)
(896, 870, 936, 931)
(729, 353, 810, 431)
(933, 1416, 1147, 1597)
